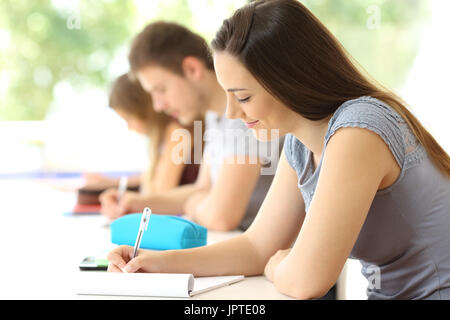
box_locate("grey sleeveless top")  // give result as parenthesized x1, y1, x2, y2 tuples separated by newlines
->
(284, 96, 450, 299)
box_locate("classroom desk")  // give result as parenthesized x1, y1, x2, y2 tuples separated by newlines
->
(0, 178, 294, 300)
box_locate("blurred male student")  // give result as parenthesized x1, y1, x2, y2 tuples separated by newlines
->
(100, 22, 281, 231)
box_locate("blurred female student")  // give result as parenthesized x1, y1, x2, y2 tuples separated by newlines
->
(99, 73, 199, 220)
(107, 0, 450, 299)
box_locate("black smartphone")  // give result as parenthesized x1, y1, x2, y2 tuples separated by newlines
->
(79, 256, 109, 271)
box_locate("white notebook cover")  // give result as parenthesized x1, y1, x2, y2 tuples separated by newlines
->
(76, 272, 244, 298)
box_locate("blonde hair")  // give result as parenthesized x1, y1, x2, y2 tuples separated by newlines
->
(109, 73, 171, 193)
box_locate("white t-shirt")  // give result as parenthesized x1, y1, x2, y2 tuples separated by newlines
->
(202, 110, 282, 230)
(203, 110, 279, 182)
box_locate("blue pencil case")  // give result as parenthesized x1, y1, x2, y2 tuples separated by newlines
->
(110, 213, 207, 250)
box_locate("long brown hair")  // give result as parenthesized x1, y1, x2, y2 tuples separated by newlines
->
(109, 73, 171, 192)
(211, 0, 449, 177)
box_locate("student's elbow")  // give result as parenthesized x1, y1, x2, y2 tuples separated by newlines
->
(286, 284, 332, 300)
(275, 281, 332, 300)
(273, 269, 334, 300)
(203, 207, 242, 231)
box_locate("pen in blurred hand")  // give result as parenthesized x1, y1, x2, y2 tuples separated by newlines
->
(117, 176, 128, 203)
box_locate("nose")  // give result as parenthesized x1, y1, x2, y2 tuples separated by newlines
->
(152, 95, 168, 112)
(225, 99, 243, 120)
(126, 120, 137, 133)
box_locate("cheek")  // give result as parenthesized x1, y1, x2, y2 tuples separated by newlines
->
(170, 81, 192, 106)
(244, 99, 272, 121)
(258, 96, 287, 125)
(178, 83, 202, 113)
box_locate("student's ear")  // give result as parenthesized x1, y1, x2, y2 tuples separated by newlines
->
(181, 56, 204, 81)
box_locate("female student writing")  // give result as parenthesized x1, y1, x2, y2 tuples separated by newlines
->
(99, 73, 199, 220)
(107, 0, 450, 299)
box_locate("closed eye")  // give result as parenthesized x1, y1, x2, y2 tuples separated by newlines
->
(152, 85, 166, 94)
(237, 96, 251, 103)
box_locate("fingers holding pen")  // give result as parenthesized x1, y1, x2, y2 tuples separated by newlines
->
(100, 188, 133, 220)
(100, 188, 120, 219)
(106, 207, 163, 274)
(107, 245, 133, 272)
(107, 246, 164, 274)
(106, 249, 141, 273)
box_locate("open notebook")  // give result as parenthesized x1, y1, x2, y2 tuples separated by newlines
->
(76, 272, 244, 298)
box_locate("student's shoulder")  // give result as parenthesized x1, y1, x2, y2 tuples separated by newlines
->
(162, 120, 193, 148)
(326, 96, 407, 168)
(327, 96, 404, 132)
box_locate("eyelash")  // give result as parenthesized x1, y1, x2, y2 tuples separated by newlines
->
(237, 96, 251, 103)
(152, 86, 165, 94)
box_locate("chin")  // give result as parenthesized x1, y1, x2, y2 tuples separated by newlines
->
(251, 128, 281, 142)
(177, 116, 190, 126)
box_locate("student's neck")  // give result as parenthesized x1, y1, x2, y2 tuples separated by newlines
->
(290, 115, 331, 158)
(202, 70, 227, 115)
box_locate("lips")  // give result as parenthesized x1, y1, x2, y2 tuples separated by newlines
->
(245, 120, 259, 128)
(166, 110, 178, 118)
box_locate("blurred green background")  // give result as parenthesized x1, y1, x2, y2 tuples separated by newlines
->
(0, 0, 431, 121)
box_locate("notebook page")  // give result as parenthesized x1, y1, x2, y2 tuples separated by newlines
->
(191, 275, 245, 296)
(76, 272, 194, 298)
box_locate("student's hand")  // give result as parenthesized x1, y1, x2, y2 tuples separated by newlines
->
(118, 192, 149, 215)
(107, 245, 163, 273)
(83, 173, 118, 190)
(264, 249, 291, 282)
(99, 188, 123, 220)
(100, 189, 146, 220)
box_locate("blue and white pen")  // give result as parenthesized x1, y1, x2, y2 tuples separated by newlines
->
(131, 207, 152, 259)
(117, 176, 128, 203)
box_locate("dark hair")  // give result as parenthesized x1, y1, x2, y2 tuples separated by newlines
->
(212, 0, 449, 177)
(129, 21, 214, 76)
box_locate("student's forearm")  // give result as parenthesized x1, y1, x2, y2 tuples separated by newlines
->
(142, 183, 206, 214)
(127, 175, 142, 188)
(191, 195, 242, 231)
(159, 233, 267, 277)
(188, 159, 262, 231)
